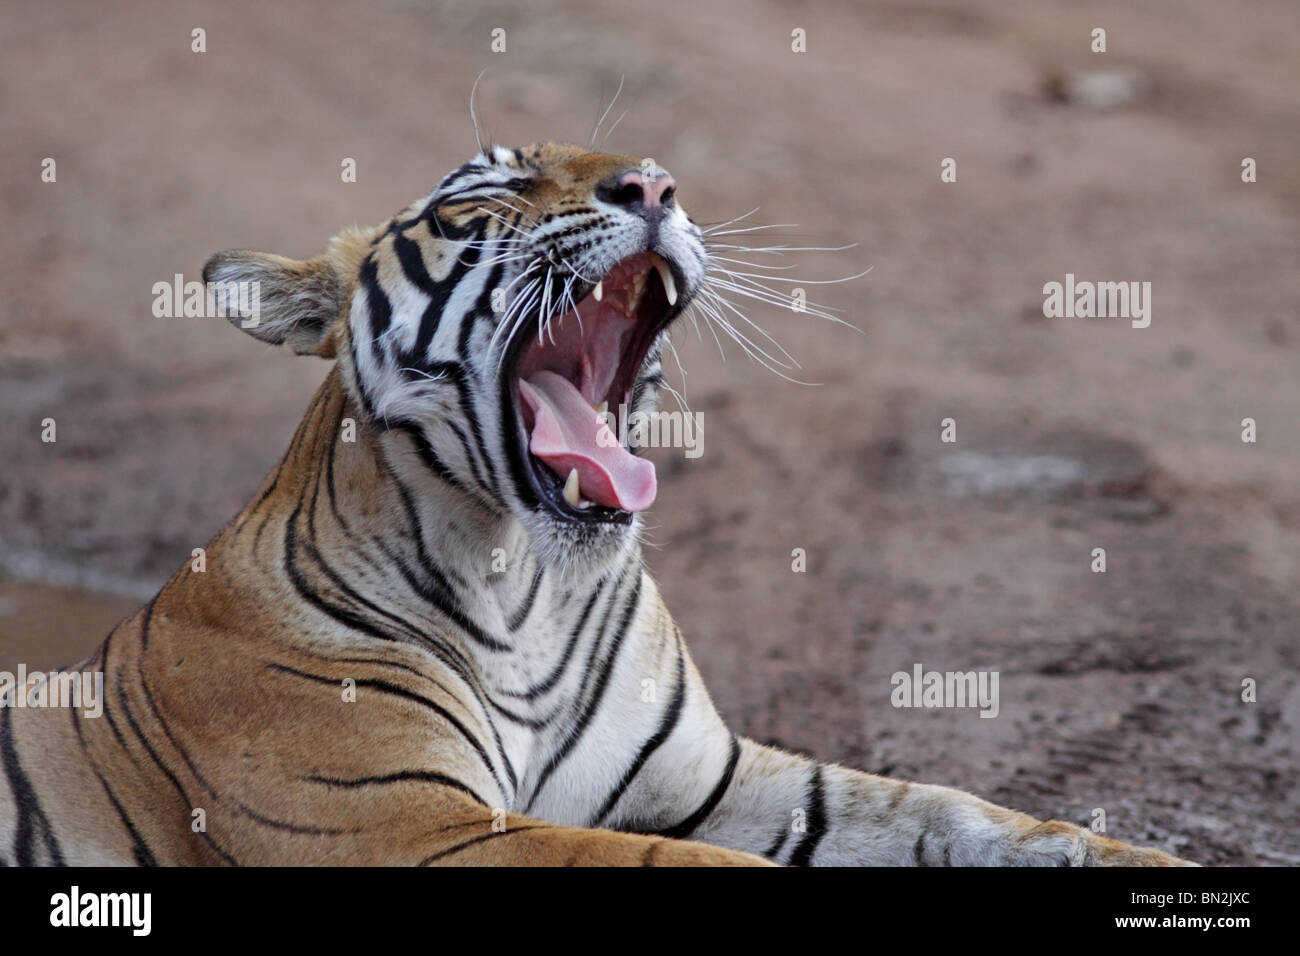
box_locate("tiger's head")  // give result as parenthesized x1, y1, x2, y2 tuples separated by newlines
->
(206, 143, 704, 567)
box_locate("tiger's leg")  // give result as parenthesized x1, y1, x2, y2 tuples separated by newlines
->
(197, 779, 773, 865)
(70, 610, 773, 868)
(366, 797, 775, 867)
(584, 619, 1192, 866)
(659, 738, 1194, 866)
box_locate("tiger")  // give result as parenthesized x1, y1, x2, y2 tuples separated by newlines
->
(0, 141, 1193, 866)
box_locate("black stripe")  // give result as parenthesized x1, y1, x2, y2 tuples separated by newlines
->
(299, 484, 437, 644)
(295, 509, 517, 790)
(506, 565, 544, 632)
(333, 655, 442, 682)
(282, 558, 514, 796)
(426, 206, 487, 241)
(389, 421, 467, 494)
(0, 708, 65, 866)
(410, 297, 444, 369)
(235, 803, 357, 836)
(69, 707, 158, 866)
(572, 563, 635, 707)
(410, 278, 452, 361)
(308, 439, 449, 601)
(137, 605, 219, 795)
(447, 419, 494, 498)
(128, 604, 241, 865)
(435, 163, 486, 194)
(405, 235, 478, 367)
(465, 259, 503, 356)
(324, 427, 353, 535)
(423, 252, 504, 499)
(113, 673, 239, 865)
(449, 373, 502, 497)
(269, 663, 505, 799)
(332, 653, 476, 709)
(481, 699, 551, 731)
(655, 734, 740, 841)
(417, 825, 545, 865)
(283, 500, 403, 644)
(244, 383, 328, 531)
(348, 335, 379, 421)
(763, 821, 792, 861)
(246, 445, 290, 520)
(786, 764, 828, 867)
(382, 534, 512, 654)
(592, 628, 688, 826)
(290, 468, 456, 653)
(306, 770, 488, 808)
(391, 477, 466, 597)
(380, 476, 512, 653)
(525, 572, 643, 808)
(393, 230, 437, 294)
(499, 358, 541, 509)
(251, 510, 276, 554)
(501, 579, 604, 700)
(371, 540, 500, 676)
(96, 629, 132, 755)
(568, 562, 632, 692)
(359, 255, 392, 365)
(389, 199, 433, 235)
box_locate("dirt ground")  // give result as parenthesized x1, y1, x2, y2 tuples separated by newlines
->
(1, 0, 1297, 865)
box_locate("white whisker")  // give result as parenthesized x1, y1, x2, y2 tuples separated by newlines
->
(478, 207, 537, 240)
(469, 69, 488, 154)
(706, 256, 801, 271)
(687, 302, 728, 361)
(660, 335, 692, 418)
(698, 207, 762, 234)
(696, 287, 800, 370)
(600, 107, 631, 148)
(708, 265, 870, 287)
(397, 365, 449, 383)
(590, 75, 625, 149)
(705, 241, 858, 254)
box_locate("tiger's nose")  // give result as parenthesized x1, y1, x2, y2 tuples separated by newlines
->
(598, 169, 677, 213)
(619, 169, 676, 208)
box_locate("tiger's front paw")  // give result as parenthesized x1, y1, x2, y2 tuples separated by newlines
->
(1008, 820, 1196, 867)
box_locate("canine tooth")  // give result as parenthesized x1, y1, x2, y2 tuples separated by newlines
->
(594, 400, 608, 416)
(630, 271, 647, 308)
(563, 468, 581, 507)
(593, 280, 603, 302)
(654, 260, 678, 306)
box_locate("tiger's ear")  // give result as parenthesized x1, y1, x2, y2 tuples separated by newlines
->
(201, 250, 346, 357)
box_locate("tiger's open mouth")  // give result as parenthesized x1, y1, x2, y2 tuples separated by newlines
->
(509, 252, 683, 524)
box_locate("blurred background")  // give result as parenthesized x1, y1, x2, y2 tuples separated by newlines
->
(1, 0, 1297, 863)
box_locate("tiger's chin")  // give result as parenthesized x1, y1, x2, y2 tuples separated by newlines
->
(518, 504, 646, 581)
(503, 249, 685, 564)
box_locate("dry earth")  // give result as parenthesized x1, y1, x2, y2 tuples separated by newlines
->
(1, 0, 1297, 864)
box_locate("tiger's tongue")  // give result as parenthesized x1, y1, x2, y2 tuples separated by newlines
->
(518, 370, 656, 512)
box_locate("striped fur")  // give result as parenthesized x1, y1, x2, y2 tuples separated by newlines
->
(0, 143, 1192, 866)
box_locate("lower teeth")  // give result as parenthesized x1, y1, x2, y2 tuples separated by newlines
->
(562, 467, 584, 508)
